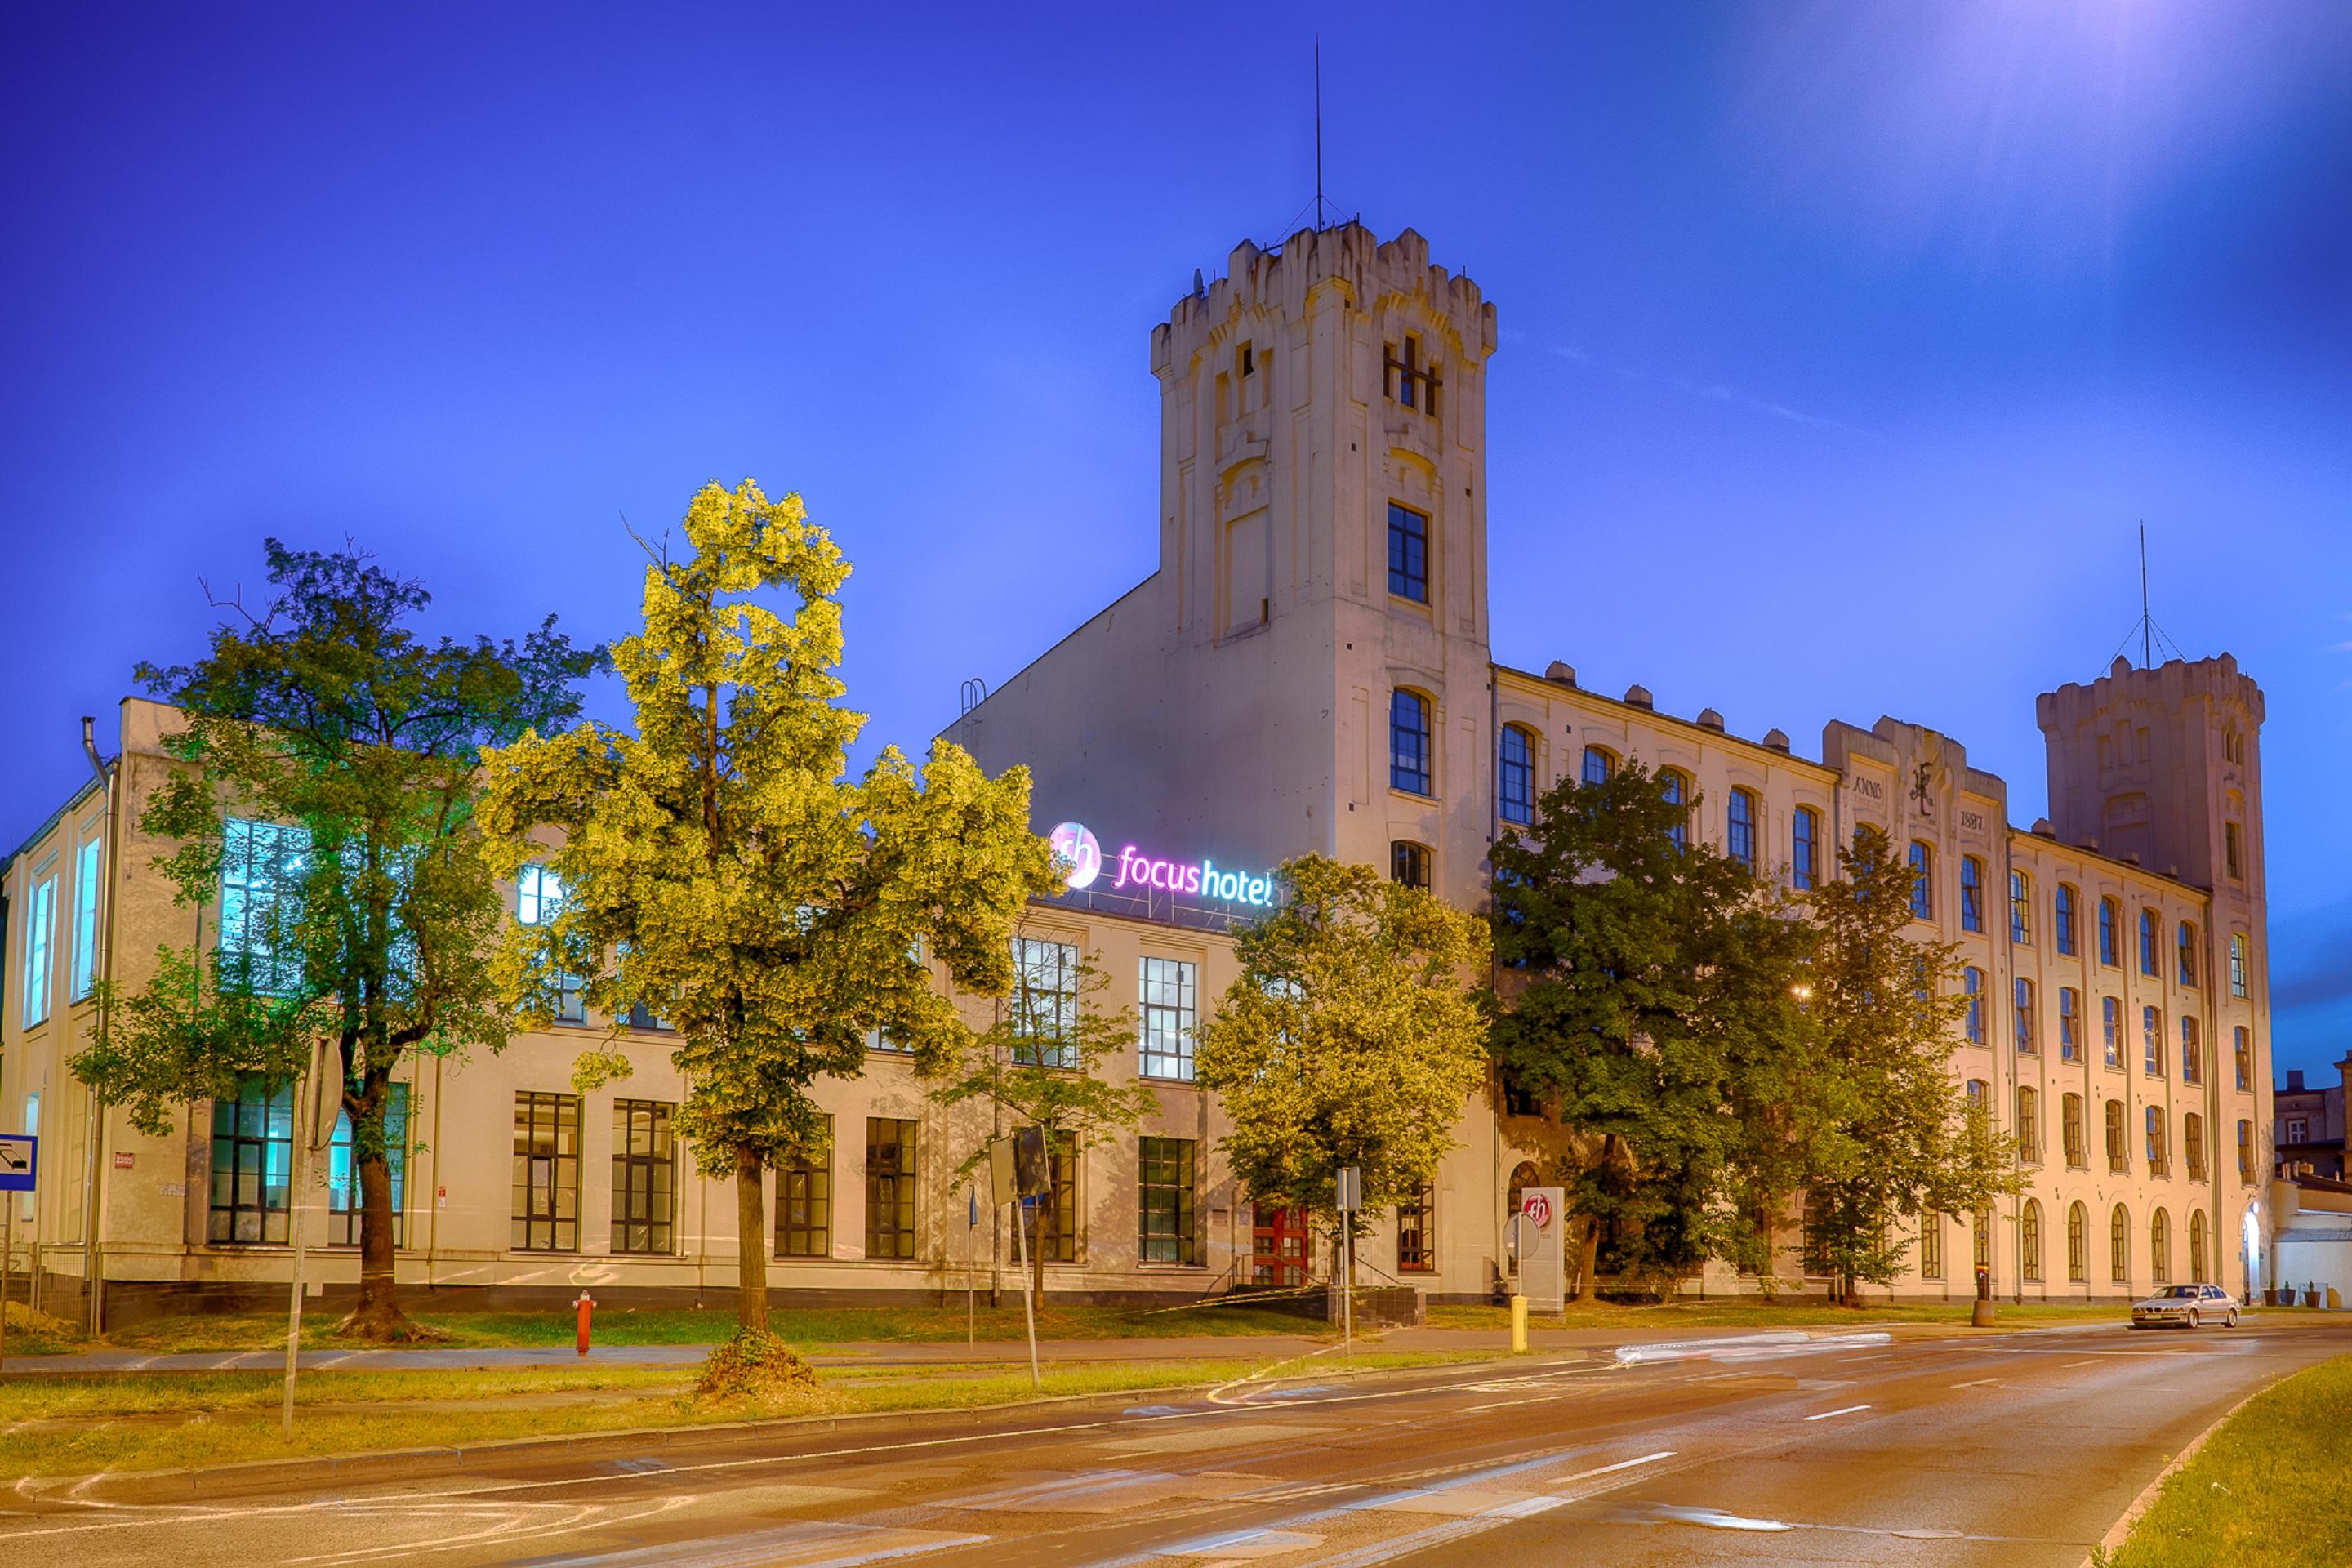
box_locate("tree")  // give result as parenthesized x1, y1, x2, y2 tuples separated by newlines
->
(1486, 760, 1816, 1298)
(926, 943, 1159, 1307)
(73, 541, 600, 1339)
(477, 479, 1054, 1337)
(1799, 825, 2020, 1303)
(1195, 855, 1489, 1281)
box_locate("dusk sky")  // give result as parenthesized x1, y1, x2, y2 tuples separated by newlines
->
(4, 5, 2347, 1077)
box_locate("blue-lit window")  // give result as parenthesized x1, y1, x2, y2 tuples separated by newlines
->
(19, 870, 55, 1027)
(2099, 898, 2119, 966)
(69, 839, 100, 1002)
(1499, 726, 1535, 826)
(1387, 504, 1428, 603)
(1963, 966, 1984, 1045)
(2176, 921, 2198, 987)
(1390, 690, 1432, 796)
(2140, 908, 2158, 977)
(1727, 788, 1757, 871)
(1791, 808, 1818, 890)
(2010, 870, 2033, 945)
(1909, 842, 1933, 921)
(1660, 771, 1689, 852)
(1959, 856, 1984, 933)
(1582, 746, 1615, 786)
(221, 819, 310, 996)
(2055, 884, 2077, 956)
(209, 1073, 292, 1245)
(329, 1083, 409, 1247)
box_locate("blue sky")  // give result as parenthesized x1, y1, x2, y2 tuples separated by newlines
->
(4, 4, 2348, 1077)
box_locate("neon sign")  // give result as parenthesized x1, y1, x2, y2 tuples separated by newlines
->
(1111, 844, 1276, 906)
(1048, 822, 1103, 889)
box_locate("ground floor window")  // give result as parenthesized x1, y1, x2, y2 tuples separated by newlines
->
(866, 1117, 919, 1259)
(2067, 1202, 2087, 1282)
(1138, 1136, 1198, 1266)
(611, 1098, 676, 1254)
(2189, 1210, 2208, 1283)
(1396, 1183, 1435, 1272)
(2151, 1209, 2172, 1284)
(328, 1082, 409, 1247)
(1253, 1203, 1312, 1286)
(512, 1091, 581, 1251)
(209, 1073, 292, 1245)
(1918, 1212, 1942, 1280)
(1024, 1133, 1080, 1264)
(778, 1117, 834, 1258)
(2020, 1199, 2043, 1283)
(2110, 1205, 2131, 1283)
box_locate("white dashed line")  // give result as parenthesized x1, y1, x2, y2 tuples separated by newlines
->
(1802, 1404, 1870, 1422)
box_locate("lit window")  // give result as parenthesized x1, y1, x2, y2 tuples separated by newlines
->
(1499, 726, 1535, 826)
(69, 839, 100, 1002)
(221, 818, 310, 996)
(1390, 840, 1431, 891)
(1963, 968, 1984, 1045)
(2230, 933, 2249, 998)
(1139, 956, 1198, 1081)
(209, 1072, 292, 1244)
(1138, 1137, 1198, 1265)
(1582, 746, 1615, 786)
(2058, 987, 2080, 1061)
(2054, 884, 2077, 956)
(18, 869, 56, 1027)
(1909, 842, 1933, 920)
(1791, 808, 1819, 891)
(1960, 857, 1984, 933)
(328, 1084, 410, 1247)
(2010, 870, 2033, 945)
(2102, 996, 2122, 1069)
(1011, 937, 1080, 1067)
(1387, 504, 1429, 603)
(2099, 898, 2120, 966)
(1390, 690, 1432, 795)
(2014, 976, 2037, 1054)
(1727, 788, 1757, 871)
(2176, 922, 2198, 987)
(2139, 908, 2159, 976)
(517, 862, 566, 925)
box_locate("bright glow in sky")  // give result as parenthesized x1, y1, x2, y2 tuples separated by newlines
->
(3, 4, 2347, 1076)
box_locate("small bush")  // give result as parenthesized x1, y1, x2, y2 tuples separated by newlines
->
(694, 1329, 820, 1404)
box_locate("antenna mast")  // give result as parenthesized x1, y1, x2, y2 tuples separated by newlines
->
(1314, 38, 1325, 228)
(2139, 523, 2151, 668)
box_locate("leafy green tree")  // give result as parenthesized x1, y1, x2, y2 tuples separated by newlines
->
(926, 945, 1159, 1307)
(73, 541, 599, 1339)
(1486, 760, 1816, 1298)
(1798, 825, 2020, 1303)
(1195, 855, 1489, 1281)
(477, 479, 1054, 1336)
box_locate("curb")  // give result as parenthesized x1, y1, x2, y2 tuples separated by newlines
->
(2078, 1372, 2281, 1568)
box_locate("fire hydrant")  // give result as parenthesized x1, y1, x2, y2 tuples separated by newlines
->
(574, 1291, 597, 1356)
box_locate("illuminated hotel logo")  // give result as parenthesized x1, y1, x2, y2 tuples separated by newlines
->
(1050, 822, 1277, 906)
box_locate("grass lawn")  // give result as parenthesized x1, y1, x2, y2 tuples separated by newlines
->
(1426, 1298, 2130, 1332)
(0, 1347, 1481, 1480)
(2098, 1353, 2352, 1568)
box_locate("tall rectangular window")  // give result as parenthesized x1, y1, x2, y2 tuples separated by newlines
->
(1139, 956, 1197, 1080)
(511, 1091, 580, 1251)
(1792, 808, 1818, 891)
(2145, 1105, 2167, 1174)
(2234, 1026, 2251, 1091)
(2185, 1113, 2207, 1183)
(69, 839, 100, 1001)
(865, 1117, 919, 1259)
(2058, 987, 2080, 1061)
(2230, 933, 2249, 998)
(2177, 922, 2198, 987)
(1959, 856, 1984, 933)
(1499, 727, 1535, 826)
(220, 818, 310, 996)
(2224, 821, 2243, 880)
(1909, 842, 1933, 920)
(1027, 1133, 1079, 1263)
(1726, 789, 1757, 871)
(19, 871, 55, 1027)
(2105, 1099, 2127, 1172)
(1962, 967, 1984, 1045)
(1390, 689, 1432, 796)
(1386, 504, 1428, 603)
(2142, 1005, 2162, 1076)
(1138, 1136, 1198, 1266)
(1918, 1212, 1942, 1279)
(2016, 1086, 2040, 1163)
(2062, 1093, 2087, 1167)
(2103, 996, 2122, 1069)
(2054, 884, 2077, 956)
(2237, 1120, 2253, 1183)
(1396, 1183, 1436, 1272)
(1011, 937, 1080, 1067)
(328, 1083, 409, 1247)
(517, 862, 564, 925)
(611, 1099, 676, 1254)
(2099, 898, 2119, 966)
(2180, 1017, 2202, 1085)
(2139, 908, 2159, 977)
(208, 1073, 292, 1244)
(2013, 976, 2037, 1054)
(777, 1118, 834, 1258)
(2010, 871, 2032, 945)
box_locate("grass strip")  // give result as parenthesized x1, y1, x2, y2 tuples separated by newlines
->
(1425, 1299, 2132, 1332)
(2096, 1352, 2352, 1568)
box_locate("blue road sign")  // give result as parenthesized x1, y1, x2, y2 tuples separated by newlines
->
(0, 1134, 34, 1193)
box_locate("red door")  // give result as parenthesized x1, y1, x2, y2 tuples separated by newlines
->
(1252, 1205, 1314, 1286)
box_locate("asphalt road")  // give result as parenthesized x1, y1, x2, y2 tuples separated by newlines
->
(9, 1316, 2346, 1568)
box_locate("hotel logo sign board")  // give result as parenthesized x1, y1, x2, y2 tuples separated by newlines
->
(1049, 822, 1278, 907)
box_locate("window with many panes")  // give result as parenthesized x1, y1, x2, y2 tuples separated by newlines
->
(2020, 1200, 2042, 1282)
(1138, 1136, 1198, 1265)
(1582, 746, 1615, 786)
(2099, 897, 2120, 965)
(1396, 1183, 1436, 1272)
(2059, 987, 2080, 1061)
(2110, 1204, 2131, 1282)
(2011, 870, 2033, 944)
(1139, 956, 1197, 1080)
(2068, 1201, 2087, 1281)
(1960, 857, 1984, 933)
(2150, 1209, 2172, 1283)
(1726, 788, 1757, 870)
(2143, 1005, 2162, 1076)
(2185, 1112, 2206, 1183)
(1390, 840, 1431, 890)
(1909, 842, 1933, 920)
(1962, 968, 1984, 1045)
(2177, 921, 2198, 987)
(2105, 1098, 2128, 1172)
(2234, 1027, 2251, 1091)
(1025, 1133, 1079, 1264)
(2103, 996, 2122, 1068)
(611, 1099, 676, 1254)
(511, 1091, 580, 1251)
(328, 1083, 408, 1247)
(2054, 884, 2077, 956)
(18, 869, 55, 1027)
(2230, 933, 2249, 998)
(2062, 1093, 2087, 1167)
(1390, 689, 1432, 795)
(1011, 936, 1080, 1067)
(69, 839, 100, 1001)
(2016, 1086, 2041, 1163)
(2237, 1119, 2253, 1182)
(777, 1118, 833, 1258)
(2140, 908, 2159, 976)
(1387, 504, 1428, 603)
(1659, 771, 1690, 852)
(2014, 977, 2037, 1053)
(209, 1073, 292, 1244)
(2180, 1017, 2202, 1084)
(1384, 334, 1441, 414)
(1918, 1212, 1942, 1279)
(2145, 1105, 2167, 1174)
(865, 1117, 919, 1259)
(1792, 807, 1818, 891)
(221, 818, 310, 995)
(1499, 726, 1535, 826)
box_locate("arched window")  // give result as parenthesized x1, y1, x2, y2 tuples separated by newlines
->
(2014, 976, 2037, 1054)
(1726, 787, 1757, 871)
(2099, 898, 2120, 966)
(2230, 933, 2249, 998)
(2055, 884, 2078, 956)
(2020, 1199, 2042, 1283)
(1960, 857, 1984, 933)
(1389, 840, 1431, 891)
(2185, 1111, 2207, 1182)
(1581, 745, 1615, 786)
(1507, 1161, 1541, 1219)
(2139, 907, 2159, 976)
(1962, 968, 1984, 1045)
(1389, 690, 1432, 796)
(2062, 1092, 2087, 1166)
(2109, 1204, 2131, 1282)
(2016, 1086, 2040, 1163)
(1498, 725, 1536, 826)
(2177, 921, 2198, 987)
(2190, 1210, 2208, 1283)
(1791, 807, 1819, 890)
(1909, 841, 1933, 920)
(2150, 1209, 2172, 1284)
(1659, 770, 1690, 852)
(2067, 1201, 2087, 1282)
(2010, 869, 2033, 945)
(2145, 1104, 2167, 1174)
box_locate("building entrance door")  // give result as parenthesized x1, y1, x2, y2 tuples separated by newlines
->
(1252, 1205, 1313, 1286)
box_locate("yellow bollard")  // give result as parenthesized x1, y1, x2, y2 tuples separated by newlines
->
(1510, 1294, 1528, 1354)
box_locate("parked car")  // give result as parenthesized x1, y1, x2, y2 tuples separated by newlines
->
(2130, 1283, 2240, 1329)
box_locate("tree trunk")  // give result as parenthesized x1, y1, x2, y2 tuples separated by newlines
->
(337, 1085, 424, 1342)
(735, 1145, 769, 1335)
(1575, 1218, 1600, 1303)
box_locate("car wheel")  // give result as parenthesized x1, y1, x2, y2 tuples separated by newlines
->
(2186, 1310, 2200, 1330)
(2226, 1310, 2239, 1328)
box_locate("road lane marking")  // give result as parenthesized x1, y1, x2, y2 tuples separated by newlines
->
(1802, 1405, 1869, 1421)
(1949, 1377, 2002, 1388)
(1649, 1503, 1793, 1532)
(1545, 1451, 1677, 1488)
(2062, 1359, 2102, 1367)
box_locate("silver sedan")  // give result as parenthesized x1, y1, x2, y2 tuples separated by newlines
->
(2130, 1282, 2240, 1329)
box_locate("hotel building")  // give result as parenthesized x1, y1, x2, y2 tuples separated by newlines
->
(1, 222, 2275, 1325)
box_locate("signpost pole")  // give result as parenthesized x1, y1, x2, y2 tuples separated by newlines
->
(3, 1212, 13, 1373)
(1334, 1165, 1361, 1362)
(1013, 1196, 1040, 1392)
(966, 1185, 978, 1351)
(0, 1133, 36, 1367)
(281, 1041, 341, 1441)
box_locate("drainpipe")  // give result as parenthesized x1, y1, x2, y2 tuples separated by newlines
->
(80, 717, 119, 1336)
